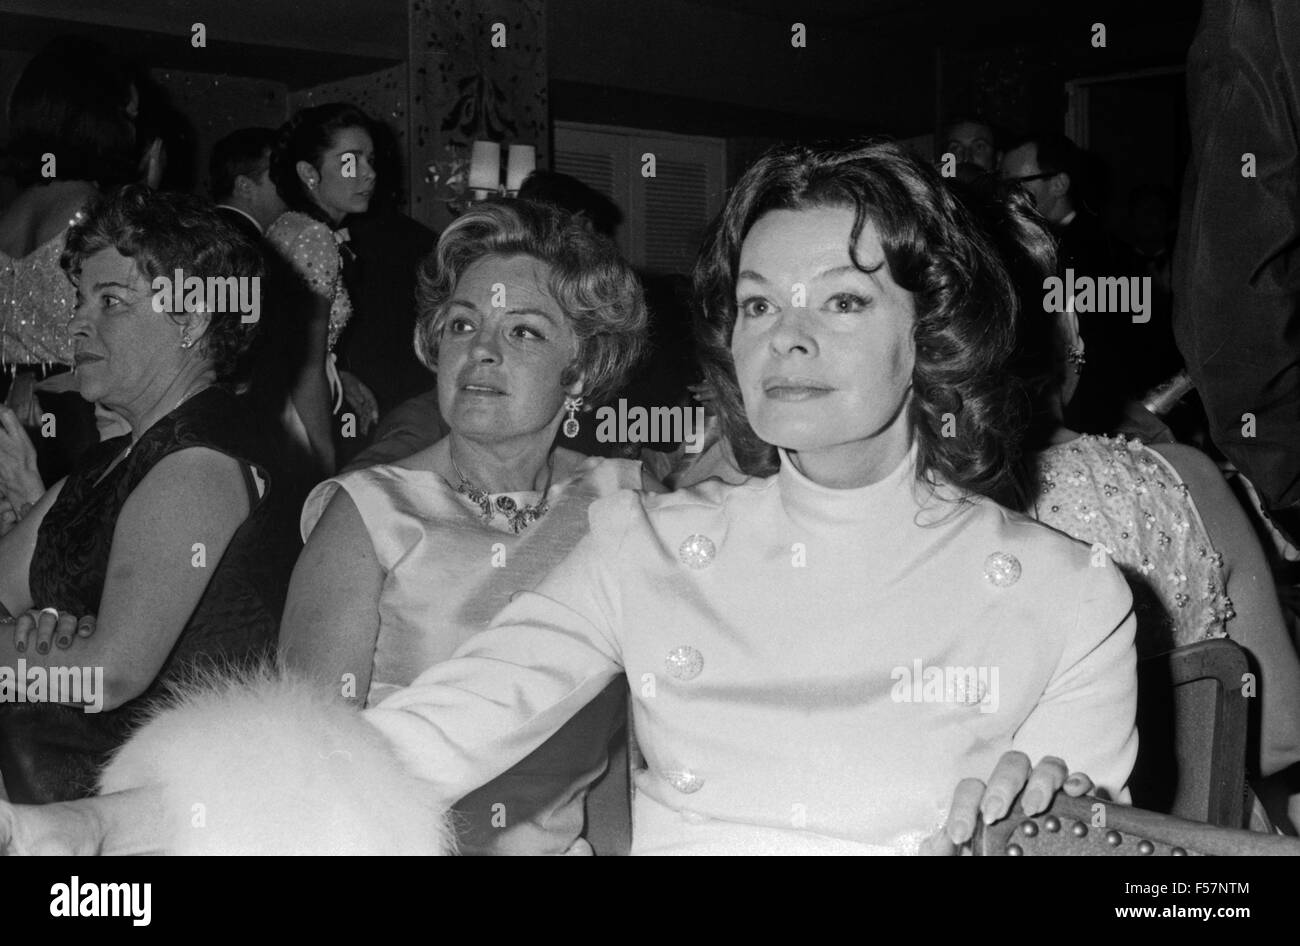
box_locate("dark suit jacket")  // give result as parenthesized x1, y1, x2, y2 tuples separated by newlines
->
(215, 205, 263, 245)
(335, 211, 439, 416)
(1174, 0, 1300, 538)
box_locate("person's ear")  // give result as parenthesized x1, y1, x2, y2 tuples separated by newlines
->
(180, 308, 213, 352)
(1056, 305, 1082, 353)
(140, 138, 165, 190)
(1049, 171, 1070, 199)
(233, 173, 255, 199)
(1054, 307, 1083, 405)
(564, 370, 586, 398)
(295, 160, 319, 192)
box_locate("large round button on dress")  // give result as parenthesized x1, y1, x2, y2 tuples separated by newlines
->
(983, 552, 1021, 587)
(678, 534, 716, 569)
(664, 770, 705, 793)
(665, 645, 704, 680)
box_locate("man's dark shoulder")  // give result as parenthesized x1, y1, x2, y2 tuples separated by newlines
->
(347, 211, 438, 257)
(1060, 211, 1136, 273)
(215, 205, 263, 245)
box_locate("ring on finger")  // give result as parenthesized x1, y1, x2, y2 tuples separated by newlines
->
(38, 607, 59, 619)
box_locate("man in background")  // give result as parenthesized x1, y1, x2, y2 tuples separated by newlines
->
(940, 116, 1000, 173)
(209, 127, 285, 240)
(1175, 0, 1300, 548)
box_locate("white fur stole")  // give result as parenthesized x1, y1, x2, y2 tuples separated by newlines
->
(98, 668, 452, 855)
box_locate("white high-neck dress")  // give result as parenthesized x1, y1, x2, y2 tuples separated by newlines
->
(365, 446, 1139, 854)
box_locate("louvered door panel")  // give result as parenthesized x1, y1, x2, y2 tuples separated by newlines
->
(642, 158, 711, 275)
(554, 122, 725, 274)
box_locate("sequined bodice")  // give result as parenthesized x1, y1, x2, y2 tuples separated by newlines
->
(265, 211, 353, 351)
(1032, 434, 1234, 655)
(0, 230, 76, 366)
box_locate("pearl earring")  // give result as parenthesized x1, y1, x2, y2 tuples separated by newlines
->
(181, 333, 194, 350)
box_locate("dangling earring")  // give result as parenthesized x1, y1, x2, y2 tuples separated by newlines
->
(562, 395, 584, 438)
(1066, 347, 1085, 375)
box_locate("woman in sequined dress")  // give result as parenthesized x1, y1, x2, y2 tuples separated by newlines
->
(0, 38, 140, 494)
(977, 181, 1300, 829)
(264, 104, 378, 475)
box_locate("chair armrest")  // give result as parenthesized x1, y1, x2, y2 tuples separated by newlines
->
(973, 793, 1300, 856)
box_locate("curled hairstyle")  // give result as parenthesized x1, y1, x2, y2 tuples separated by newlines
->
(694, 139, 1029, 505)
(414, 199, 647, 407)
(3, 36, 137, 188)
(61, 185, 264, 380)
(270, 103, 374, 225)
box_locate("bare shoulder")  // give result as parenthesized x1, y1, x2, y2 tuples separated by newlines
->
(1146, 442, 1237, 512)
(1147, 441, 1253, 574)
(126, 447, 250, 520)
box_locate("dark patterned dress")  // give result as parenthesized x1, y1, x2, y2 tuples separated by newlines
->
(0, 386, 300, 803)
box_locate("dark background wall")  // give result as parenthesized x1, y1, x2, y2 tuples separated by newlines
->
(0, 0, 1203, 235)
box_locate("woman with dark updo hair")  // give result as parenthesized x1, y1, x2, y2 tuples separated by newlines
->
(265, 103, 377, 474)
(0, 186, 299, 805)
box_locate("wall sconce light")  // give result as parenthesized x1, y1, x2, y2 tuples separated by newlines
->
(505, 144, 536, 193)
(468, 141, 502, 197)
(467, 140, 536, 198)
(429, 141, 538, 213)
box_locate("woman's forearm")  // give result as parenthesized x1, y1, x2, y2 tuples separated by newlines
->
(291, 307, 336, 472)
(289, 364, 336, 473)
(1, 786, 165, 855)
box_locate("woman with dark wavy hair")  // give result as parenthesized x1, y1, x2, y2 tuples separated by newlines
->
(2, 142, 1132, 854)
(265, 103, 377, 474)
(0, 185, 298, 805)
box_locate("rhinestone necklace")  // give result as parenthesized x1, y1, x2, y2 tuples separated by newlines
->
(447, 448, 555, 533)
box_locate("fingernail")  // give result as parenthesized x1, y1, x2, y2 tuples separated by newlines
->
(15, 640, 25, 652)
(37, 641, 49, 655)
(948, 819, 971, 843)
(57, 637, 70, 648)
(981, 797, 1005, 823)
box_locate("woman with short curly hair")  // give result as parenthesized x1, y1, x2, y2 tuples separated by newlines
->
(0, 185, 299, 805)
(277, 198, 656, 854)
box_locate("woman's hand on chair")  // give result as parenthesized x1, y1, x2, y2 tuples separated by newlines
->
(4, 608, 96, 655)
(921, 752, 1094, 855)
